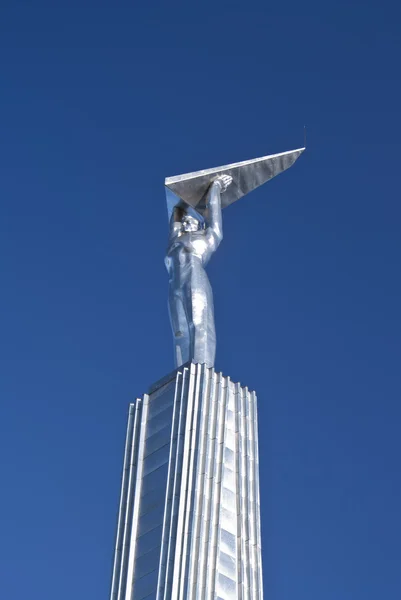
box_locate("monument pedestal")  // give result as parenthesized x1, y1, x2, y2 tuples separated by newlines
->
(110, 362, 263, 600)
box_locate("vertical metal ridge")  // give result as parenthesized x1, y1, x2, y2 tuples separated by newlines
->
(204, 370, 223, 600)
(248, 390, 259, 598)
(208, 374, 229, 599)
(196, 368, 219, 598)
(214, 376, 239, 598)
(180, 363, 205, 598)
(171, 365, 197, 599)
(165, 366, 191, 600)
(110, 401, 142, 600)
(193, 365, 214, 600)
(241, 386, 251, 600)
(238, 385, 246, 600)
(251, 391, 263, 599)
(240, 388, 249, 600)
(125, 393, 150, 600)
(178, 364, 198, 598)
(234, 382, 243, 600)
(110, 404, 135, 600)
(187, 364, 211, 599)
(177, 364, 198, 600)
(157, 369, 184, 600)
(161, 367, 191, 600)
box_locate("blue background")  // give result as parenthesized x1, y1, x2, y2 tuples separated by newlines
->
(1, 1, 400, 598)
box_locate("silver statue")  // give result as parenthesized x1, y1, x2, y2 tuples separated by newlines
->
(165, 175, 232, 367)
(164, 147, 305, 367)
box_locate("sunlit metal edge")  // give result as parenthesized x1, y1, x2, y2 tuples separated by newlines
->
(165, 147, 305, 185)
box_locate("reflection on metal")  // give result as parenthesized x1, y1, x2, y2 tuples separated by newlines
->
(165, 147, 305, 219)
(164, 148, 304, 368)
(165, 177, 231, 368)
(109, 146, 305, 598)
(110, 362, 263, 599)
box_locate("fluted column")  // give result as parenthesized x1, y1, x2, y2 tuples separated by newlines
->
(110, 362, 263, 600)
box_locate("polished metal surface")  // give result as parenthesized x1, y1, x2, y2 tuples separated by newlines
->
(165, 148, 304, 368)
(165, 147, 305, 219)
(165, 176, 231, 368)
(109, 146, 305, 597)
(110, 362, 263, 599)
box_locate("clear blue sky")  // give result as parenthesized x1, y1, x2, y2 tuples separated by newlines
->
(1, 0, 400, 598)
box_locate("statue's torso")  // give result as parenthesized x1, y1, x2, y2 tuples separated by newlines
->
(165, 231, 212, 281)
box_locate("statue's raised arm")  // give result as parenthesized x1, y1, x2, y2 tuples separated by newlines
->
(204, 174, 232, 254)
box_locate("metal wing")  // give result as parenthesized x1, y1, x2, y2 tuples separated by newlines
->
(165, 147, 305, 219)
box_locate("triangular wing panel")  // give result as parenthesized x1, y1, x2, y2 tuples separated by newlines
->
(165, 147, 305, 219)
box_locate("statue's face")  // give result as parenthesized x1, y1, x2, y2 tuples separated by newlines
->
(182, 215, 200, 232)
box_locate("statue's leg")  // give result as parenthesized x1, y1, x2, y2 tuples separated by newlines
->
(196, 289, 216, 367)
(183, 272, 216, 367)
(168, 287, 190, 367)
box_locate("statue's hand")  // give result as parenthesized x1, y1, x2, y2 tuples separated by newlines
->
(213, 174, 233, 193)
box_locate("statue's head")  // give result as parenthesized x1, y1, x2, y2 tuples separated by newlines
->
(181, 214, 201, 232)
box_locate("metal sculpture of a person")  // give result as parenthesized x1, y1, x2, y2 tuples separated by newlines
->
(165, 175, 233, 367)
